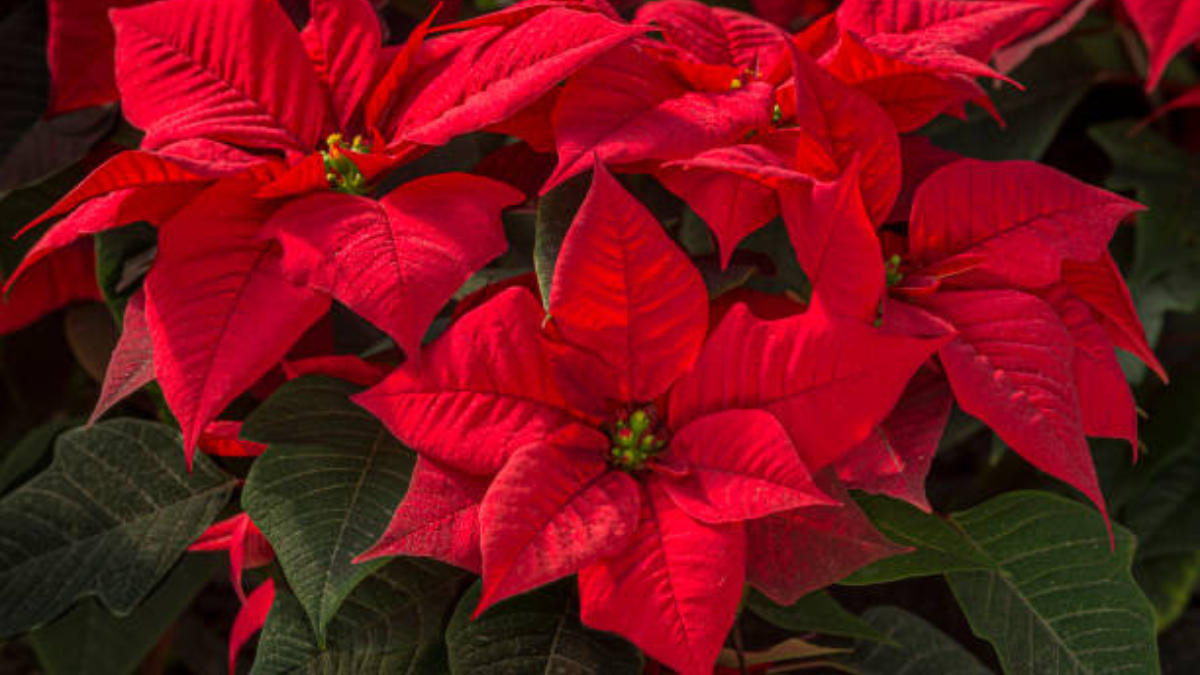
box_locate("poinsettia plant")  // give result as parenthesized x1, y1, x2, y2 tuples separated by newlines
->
(1, 0, 1198, 673)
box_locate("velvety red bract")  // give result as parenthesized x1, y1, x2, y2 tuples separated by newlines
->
(262, 173, 523, 354)
(189, 512, 274, 601)
(228, 578, 275, 675)
(836, 0, 1042, 78)
(356, 162, 941, 674)
(836, 365, 953, 511)
(384, 5, 644, 145)
(1123, 0, 1200, 90)
(909, 159, 1144, 288)
(143, 182, 331, 459)
(0, 243, 100, 336)
(45, 0, 146, 115)
(547, 41, 776, 189)
(89, 288, 154, 424)
(11, 0, 583, 454)
(870, 159, 1163, 519)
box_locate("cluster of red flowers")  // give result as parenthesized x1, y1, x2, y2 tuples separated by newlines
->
(5, 0, 1172, 672)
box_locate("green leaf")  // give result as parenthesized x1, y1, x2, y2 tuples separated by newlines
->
(0, 417, 78, 494)
(838, 606, 993, 674)
(29, 554, 220, 675)
(1089, 121, 1200, 361)
(94, 223, 158, 319)
(747, 590, 893, 644)
(946, 491, 1160, 675)
(841, 494, 990, 585)
(925, 38, 1097, 161)
(533, 173, 589, 309)
(241, 376, 416, 645)
(446, 580, 643, 675)
(1134, 551, 1200, 631)
(0, 419, 235, 637)
(251, 558, 470, 675)
(0, 163, 89, 274)
(0, 105, 117, 193)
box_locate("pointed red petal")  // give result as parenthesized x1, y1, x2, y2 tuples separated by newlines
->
(548, 162, 709, 402)
(838, 0, 1044, 69)
(578, 481, 745, 675)
(662, 409, 832, 523)
(655, 133, 810, 265)
(478, 427, 639, 614)
(145, 182, 330, 460)
(362, 7, 440, 133)
(45, 0, 142, 114)
(836, 365, 952, 511)
(547, 44, 774, 189)
(390, 8, 641, 146)
(228, 579, 275, 675)
(14, 151, 208, 240)
(355, 457, 489, 573)
(1043, 286, 1139, 449)
(0, 244, 100, 335)
(909, 159, 1144, 287)
(827, 30, 992, 132)
(89, 288, 154, 425)
(301, 0, 381, 128)
(264, 174, 522, 355)
(787, 47, 902, 224)
(111, 0, 331, 154)
(353, 288, 581, 476)
(634, 0, 789, 72)
(670, 303, 945, 471)
(1124, 0, 1200, 90)
(1062, 254, 1166, 382)
(747, 476, 906, 605)
(781, 163, 885, 321)
(920, 289, 1108, 518)
(7, 183, 203, 294)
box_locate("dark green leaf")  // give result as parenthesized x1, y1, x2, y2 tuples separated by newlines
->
(446, 580, 642, 675)
(251, 558, 470, 675)
(0, 417, 78, 494)
(1134, 551, 1200, 631)
(0, 419, 235, 637)
(946, 491, 1159, 675)
(0, 163, 89, 274)
(1089, 121, 1200, 360)
(94, 223, 158, 318)
(747, 590, 893, 644)
(242, 376, 415, 644)
(841, 495, 990, 585)
(0, 105, 117, 193)
(29, 554, 220, 675)
(837, 606, 993, 674)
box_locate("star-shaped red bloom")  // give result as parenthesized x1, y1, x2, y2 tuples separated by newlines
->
(354, 162, 941, 674)
(7, 0, 643, 457)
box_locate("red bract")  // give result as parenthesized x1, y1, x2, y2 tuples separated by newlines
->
(6, 0, 650, 455)
(546, 0, 902, 269)
(0, 242, 100, 336)
(354, 163, 941, 674)
(798, 0, 1046, 132)
(1123, 0, 1200, 90)
(858, 159, 1163, 516)
(44, 0, 147, 115)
